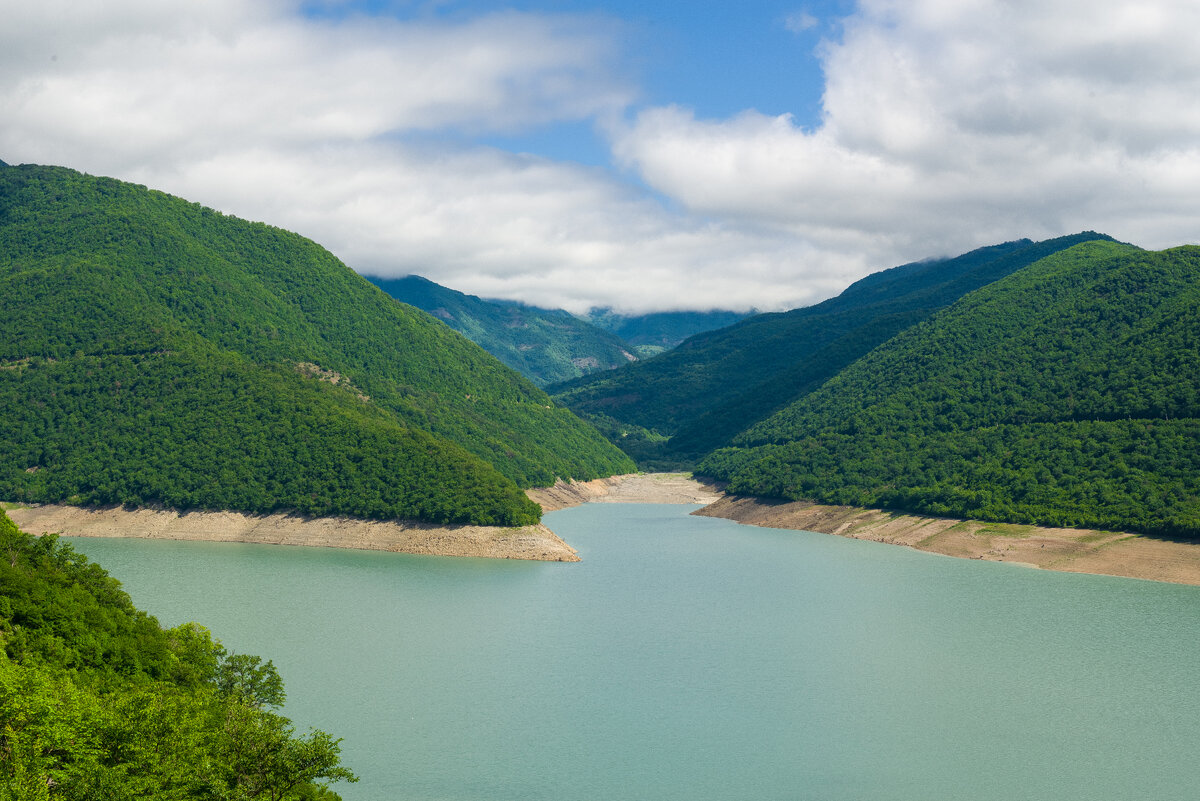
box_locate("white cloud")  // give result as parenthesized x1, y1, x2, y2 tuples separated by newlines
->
(6, 0, 1200, 315)
(615, 0, 1200, 266)
(167, 142, 836, 314)
(1, 1, 632, 172)
(784, 11, 819, 33)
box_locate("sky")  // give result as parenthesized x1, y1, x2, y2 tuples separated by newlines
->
(5, 0, 1200, 314)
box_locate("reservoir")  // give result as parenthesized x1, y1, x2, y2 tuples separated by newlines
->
(68, 503, 1200, 800)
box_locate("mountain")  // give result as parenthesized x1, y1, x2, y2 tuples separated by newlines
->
(367, 274, 637, 386)
(701, 240, 1200, 538)
(0, 164, 634, 526)
(583, 308, 751, 356)
(551, 232, 1116, 464)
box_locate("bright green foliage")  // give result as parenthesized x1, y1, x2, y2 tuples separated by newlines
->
(701, 242, 1200, 537)
(0, 510, 356, 799)
(369, 275, 639, 386)
(553, 232, 1115, 463)
(0, 164, 633, 524)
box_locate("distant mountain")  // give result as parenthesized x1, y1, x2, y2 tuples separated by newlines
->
(584, 308, 751, 355)
(701, 240, 1200, 537)
(367, 275, 637, 387)
(551, 232, 1116, 465)
(0, 164, 634, 526)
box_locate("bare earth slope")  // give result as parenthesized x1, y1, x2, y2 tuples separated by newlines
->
(7, 504, 579, 562)
(14, 475, 1200, 583)
(697, 496, 1200, 586)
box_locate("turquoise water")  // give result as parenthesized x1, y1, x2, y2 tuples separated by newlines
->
(68, 503, 1200, 800)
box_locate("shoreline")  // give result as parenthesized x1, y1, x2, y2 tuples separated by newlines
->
(13, 476, 1200, 584)
(695, 494, 1200, 586)
(6, 503, 581, 562)
(3, 473, 719, 563)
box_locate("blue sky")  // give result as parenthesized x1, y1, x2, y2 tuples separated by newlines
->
(5, 0, 1200, 313)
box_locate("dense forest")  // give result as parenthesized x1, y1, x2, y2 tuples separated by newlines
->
(0, 509, 356, 799)
(551, 233, 1114, 465)
(368, 275, 637, 387)
(701, 241, 1200, 538)
(0, 164, 634, 525)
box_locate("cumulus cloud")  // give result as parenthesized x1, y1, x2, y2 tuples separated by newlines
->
(3, 0, 832, 312)
(615, 0, 1200, 267)
(5, 0, 1200, 313)
(168, 142, 834, 314)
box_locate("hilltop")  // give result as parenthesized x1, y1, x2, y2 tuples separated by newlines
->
(551, 233, 1115, 464)
(0, 164, 633, 526)
(701, 241, 1200, 538)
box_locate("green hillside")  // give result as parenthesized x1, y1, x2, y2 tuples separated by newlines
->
(0, 164, 633, 526)
(701, 241, 1200, 537)
(552, 233, 1114, 464)
(368, 275, 637, 386)
(0, 509, 355, 798)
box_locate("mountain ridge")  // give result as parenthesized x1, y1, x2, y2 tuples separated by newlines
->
(700, 240, 1200, 538)
(0, 163, 634, 526)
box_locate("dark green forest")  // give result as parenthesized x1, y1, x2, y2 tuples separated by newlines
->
(551, 232, 1114, 464)
(368, 275, 637, 387)
(0, 164, 634, 525)
(0, 509, 356, 799)
(701, 241, 1200, 538)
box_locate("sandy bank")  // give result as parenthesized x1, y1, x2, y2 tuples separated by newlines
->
(696, 495, 1200, 586)
(527, 473, 724, 511)
(7, 504, 579, 562)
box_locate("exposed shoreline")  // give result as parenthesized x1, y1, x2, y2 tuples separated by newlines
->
(695, 495, 1200, 586)
(527, 472, 724, 511)
(13, 475, 1200, 584)
(6, 503, 581, 562)
(4, 473, 719, 563)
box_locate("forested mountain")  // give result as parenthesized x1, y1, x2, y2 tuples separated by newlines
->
(551, 232, 1115, 464)
(0, 509, 355, 799)
(0, 164, 633, 526)
(583, 308, 750, 355)
(368, 274, 637, 386)
(701, 240, 1200, 538)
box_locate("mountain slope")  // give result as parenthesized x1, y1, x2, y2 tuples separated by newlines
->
(368, 274, 637, 386)
(0, 164, 633, 525)
(551, 232, 1116, 462)
(701, 241, 1200, 537)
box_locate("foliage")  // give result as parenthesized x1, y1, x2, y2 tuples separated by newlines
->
(552, 232, 1116, 463)
(0, 510, 356, 799)
(701, 242, 1200, 538)
(369, 275, 639, 387)
(0, 163, 634, 525)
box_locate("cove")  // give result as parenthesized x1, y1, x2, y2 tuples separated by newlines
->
(67, 503, 1200, 801)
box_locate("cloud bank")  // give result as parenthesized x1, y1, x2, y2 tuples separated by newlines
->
(4, 0, 1200, 313)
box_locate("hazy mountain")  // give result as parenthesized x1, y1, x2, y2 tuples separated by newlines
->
(368, 274, 637, 387)
(583, 308, 751, 355)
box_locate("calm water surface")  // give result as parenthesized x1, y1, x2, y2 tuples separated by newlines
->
(68, 503, 1200, 801)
